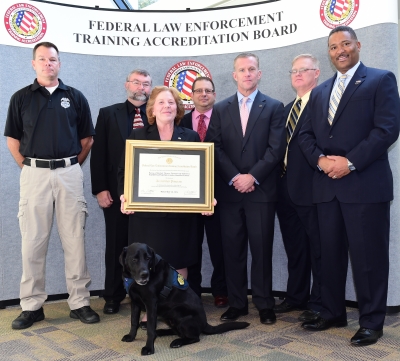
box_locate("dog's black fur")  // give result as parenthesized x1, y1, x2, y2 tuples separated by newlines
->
(120, 243, 249, 355)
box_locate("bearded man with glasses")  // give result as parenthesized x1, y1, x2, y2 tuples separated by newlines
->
(90, 69, 152, 315)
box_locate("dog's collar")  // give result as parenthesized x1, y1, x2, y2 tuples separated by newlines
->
(123, 254, 189, 297)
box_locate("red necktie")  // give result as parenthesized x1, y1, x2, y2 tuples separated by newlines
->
(133, 107, 144, 129)
(197, 114, 207, 142)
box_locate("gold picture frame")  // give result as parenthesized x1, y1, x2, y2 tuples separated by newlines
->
(123, 140, 214, 213)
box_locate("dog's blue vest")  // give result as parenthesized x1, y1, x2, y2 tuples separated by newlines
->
(123, 254, 189, 299)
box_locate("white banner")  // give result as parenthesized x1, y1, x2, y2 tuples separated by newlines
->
(1, 0, 397, 56)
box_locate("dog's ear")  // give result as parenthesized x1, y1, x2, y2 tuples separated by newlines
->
(119, 247, 129, 277)
(147, 245, 156, 273)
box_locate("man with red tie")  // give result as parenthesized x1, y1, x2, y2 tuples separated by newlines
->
(181, 77, 228, 308)
(90, 69, 152, 315)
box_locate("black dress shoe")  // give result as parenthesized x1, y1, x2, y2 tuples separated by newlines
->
(259, 308, 276, 324)
(298, 310, 321, 322)
(103, 301, 120, 314)
(70, 306, 100, 324)
(302, 316, 347, 331)
(12, 307, 44, 329)
(274, 300, 306, 313)
(351, 327, 383, 346)
(220, 307, 248, 321)
(139, 321, 147, 330)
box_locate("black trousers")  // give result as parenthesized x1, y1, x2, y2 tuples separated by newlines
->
(317, 199, 389, 330)
(219, 199, 276, 311)
(103, 201, 129, 303)
(276, 176, 321, 311)
(187, 206, 227, 298)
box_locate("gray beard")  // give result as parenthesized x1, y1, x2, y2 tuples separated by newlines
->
(128, 91, 149, 102)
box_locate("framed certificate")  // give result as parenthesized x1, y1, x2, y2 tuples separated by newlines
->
(123, 140, 214, 213)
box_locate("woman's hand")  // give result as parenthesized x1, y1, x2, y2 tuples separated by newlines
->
(201, 198, 217, 216)
(120, 194, 135, 215)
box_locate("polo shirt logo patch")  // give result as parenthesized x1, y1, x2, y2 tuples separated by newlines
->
(61, 98, 70, 109)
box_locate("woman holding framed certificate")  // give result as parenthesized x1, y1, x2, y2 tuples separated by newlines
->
(118, 86, 201, 283)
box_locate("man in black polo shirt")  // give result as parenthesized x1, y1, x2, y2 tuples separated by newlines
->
(4, 41, 99, 329)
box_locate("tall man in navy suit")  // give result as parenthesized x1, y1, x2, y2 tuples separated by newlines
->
(181, 77, 228, 308)
(300, 26, 400, 346)
(207, 53, 286, 324)
(90, 69, 152, 314)
(274, 54, 322, 322)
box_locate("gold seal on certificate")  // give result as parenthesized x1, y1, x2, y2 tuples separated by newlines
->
(124, 140, 214, 213)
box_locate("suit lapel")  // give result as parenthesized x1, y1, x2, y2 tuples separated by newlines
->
(243, 91, 265, 146)
(185, 111, 194, 130)
(116, 103, 129, 140)
(227, 95, 243, 139)
(332, 63, 367, 126)
(171, 126, 185, 141)
(146, 124, 161, 140)
(292, 103, 307, 140)
(322, 77, 335, 126)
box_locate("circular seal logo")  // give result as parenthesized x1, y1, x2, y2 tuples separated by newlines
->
(320, 0, 359, 29)
(164, 60, 212, 110)
(4, 3, 47, 44)
(166, 158, 173, 164)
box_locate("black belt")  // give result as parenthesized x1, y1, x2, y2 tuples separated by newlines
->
(23, 156, 78, 170)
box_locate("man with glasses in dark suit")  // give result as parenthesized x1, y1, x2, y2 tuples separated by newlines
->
(181, 77, 228, 309)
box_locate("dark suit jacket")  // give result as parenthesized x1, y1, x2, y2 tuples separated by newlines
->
(283, 101, 315, 206)
(207, 90, 286, 202)
(299, 62, 400, 204)
(181, 110, 211, 137)
(181, 110, 224, 199)
(90, 101, 148, 197)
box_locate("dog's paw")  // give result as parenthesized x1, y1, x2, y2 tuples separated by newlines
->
(121, 334, 135, 342)
(141, 346, 154, 355)
(170, 338, 184, 348)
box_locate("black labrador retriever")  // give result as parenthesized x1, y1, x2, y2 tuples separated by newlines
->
(120, 243, 249, 355)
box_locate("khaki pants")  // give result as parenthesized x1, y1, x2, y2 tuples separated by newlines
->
(18, 160, 91, 311)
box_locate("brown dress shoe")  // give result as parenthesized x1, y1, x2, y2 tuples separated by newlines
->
(214, 295, 229, 308)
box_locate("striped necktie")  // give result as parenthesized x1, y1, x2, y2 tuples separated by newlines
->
(328, 74, 347, 125)
(282, 98, 302, 175)
(133, 107, 144, 129)
(287, 98, 302, 143)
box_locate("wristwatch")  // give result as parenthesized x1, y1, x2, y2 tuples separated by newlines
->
(347, 158, 356, 171)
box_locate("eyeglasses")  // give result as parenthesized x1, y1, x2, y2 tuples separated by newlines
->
(289, 68, 317, 75)
(192, 89, 215, 94)
(127, 80, 151, 88)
